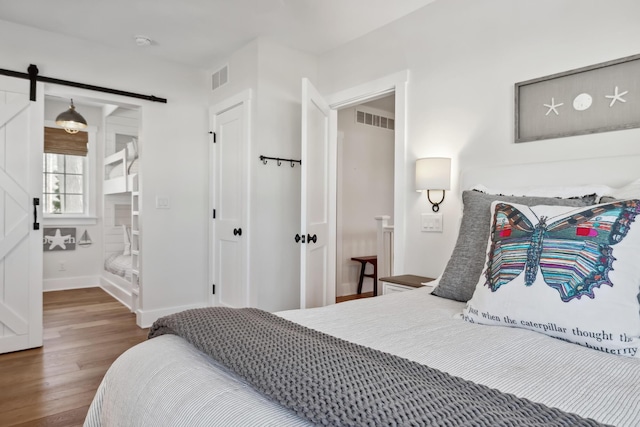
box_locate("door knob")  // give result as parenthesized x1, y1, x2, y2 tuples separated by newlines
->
(233, 228, 242, 236)
(307, 234, 317, 244)
(295, 234, 306, 243)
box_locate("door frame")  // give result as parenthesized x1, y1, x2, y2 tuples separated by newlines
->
(44, 86, 145, 325)
(326, 70, 408, 282)
(208, 89, 252, 307)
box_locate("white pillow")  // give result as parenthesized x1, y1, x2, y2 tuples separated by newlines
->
(122, 224, 132, 256)
(601, 177, 640, 200)
(128, 158, 139, 174)
(461, 199, 640, 358)
(126, 139, 138, 161)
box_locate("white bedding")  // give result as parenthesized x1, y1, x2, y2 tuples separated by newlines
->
(104, 253, 132, 281)
(84, 285, 640, 426)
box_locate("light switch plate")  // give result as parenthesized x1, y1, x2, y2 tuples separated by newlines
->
(421, 213, 443, 232)
(156, 196, 170, 209)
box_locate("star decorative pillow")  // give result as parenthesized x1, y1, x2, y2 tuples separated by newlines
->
(461, 199, 640, 357)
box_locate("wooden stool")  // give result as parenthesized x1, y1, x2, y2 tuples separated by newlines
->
(351, 256, 378, 296)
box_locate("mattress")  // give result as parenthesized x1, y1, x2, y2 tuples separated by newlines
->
(84, 284, 640, 426)
(104, 253, 132, 281)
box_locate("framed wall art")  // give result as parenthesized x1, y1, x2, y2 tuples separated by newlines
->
(515, 53, 640, 143)
(43, 227, 76, 251)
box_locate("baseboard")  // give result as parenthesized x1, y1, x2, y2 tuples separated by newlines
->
(100, 276, 133, 311)
(337, 281, 354, 297)
(136, 303, 207, 329)
(44, 275, 100, 292)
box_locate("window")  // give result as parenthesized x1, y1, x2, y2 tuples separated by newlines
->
(43, 153, 85, 214)
(42, 122, 97, 225)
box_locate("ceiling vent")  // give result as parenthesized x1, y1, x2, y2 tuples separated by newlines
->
(211, 65, 229, 91)
(356, 109, 394, 131)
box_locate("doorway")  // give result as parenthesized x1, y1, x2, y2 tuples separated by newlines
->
(42, 94, 143, 318)
(336, 94, 395, 299)
(300, 70, 408, 308)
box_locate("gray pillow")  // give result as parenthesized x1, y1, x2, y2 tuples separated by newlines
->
(432, 190, 597, 302)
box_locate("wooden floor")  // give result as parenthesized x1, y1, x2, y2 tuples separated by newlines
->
(336, 291, 374, 303)
(0, 288, 148, 427)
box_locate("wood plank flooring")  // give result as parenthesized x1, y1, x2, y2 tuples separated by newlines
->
(336, 291, 374, 303)
(0, 288, 148, 427)
(0, 287, 369, 425)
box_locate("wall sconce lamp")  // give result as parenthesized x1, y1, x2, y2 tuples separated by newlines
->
(55, 99, 87, 134)
(415, 157, 451, 212)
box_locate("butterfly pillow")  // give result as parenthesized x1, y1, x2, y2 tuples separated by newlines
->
(461, 199, 640, 358)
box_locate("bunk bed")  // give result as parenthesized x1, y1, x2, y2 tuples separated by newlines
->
(100, 211, 135, 309)
(100, 199, 140, 312)
(101, 127, 141, 311)
(85, 155, 640, 426)
(103, 139, 138, 194)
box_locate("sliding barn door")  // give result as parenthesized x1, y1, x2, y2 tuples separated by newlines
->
(300, 78, 336, 309)
(0, 76, 44, 354)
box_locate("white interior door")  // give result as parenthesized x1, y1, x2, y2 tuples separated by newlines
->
(0, 76, 44, 354)
(300, 78, 336, 309)
(212, 103, 248, 308)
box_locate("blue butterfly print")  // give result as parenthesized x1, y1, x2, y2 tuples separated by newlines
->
(484, 200, 640, 302)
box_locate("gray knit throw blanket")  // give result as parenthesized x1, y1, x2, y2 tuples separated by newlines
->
(148, 307, 605, 427)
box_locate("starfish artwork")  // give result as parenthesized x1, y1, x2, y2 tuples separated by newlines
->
(44, 228, 74, 250)
(543, 97, 564, 116)
(605, 86, 629, 107)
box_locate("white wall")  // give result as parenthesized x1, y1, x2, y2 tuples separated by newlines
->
(337, 105, 394, 296)
(209, 38, 317, 312)
(1, 20, 210, 323)
(316, 0, 640, 279)
(253, 40, 317, 311)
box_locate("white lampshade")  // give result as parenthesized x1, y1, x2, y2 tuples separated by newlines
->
(415, 157, 451, 191)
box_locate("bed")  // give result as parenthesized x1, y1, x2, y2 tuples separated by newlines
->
(104, 252, 132, 282)
(103, 139, 139, 194)
(100, 222, 135, 310)
(84, 156, 640, 426)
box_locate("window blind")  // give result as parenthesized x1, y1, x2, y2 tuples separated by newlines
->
(44, 127, 88, 156)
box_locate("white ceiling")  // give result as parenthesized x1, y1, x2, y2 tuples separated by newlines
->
(0, 0, 435, 69)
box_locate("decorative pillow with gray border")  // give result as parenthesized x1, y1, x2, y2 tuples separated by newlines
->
(432, 190, 597, 302)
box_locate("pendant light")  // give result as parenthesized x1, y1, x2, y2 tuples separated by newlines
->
(55, 99, 87, 134)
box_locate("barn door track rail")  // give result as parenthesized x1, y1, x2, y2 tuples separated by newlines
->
(0, 64, 167, 103)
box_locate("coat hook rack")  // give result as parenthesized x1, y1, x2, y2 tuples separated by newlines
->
(259, 155, 302, 168)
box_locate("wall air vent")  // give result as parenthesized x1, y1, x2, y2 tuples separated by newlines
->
(355, 109, 394, 130)
(211, 65, 229, 91)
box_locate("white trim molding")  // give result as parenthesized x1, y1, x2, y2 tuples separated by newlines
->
(326, 70, 409, 277)
(44, 275, 100, 292)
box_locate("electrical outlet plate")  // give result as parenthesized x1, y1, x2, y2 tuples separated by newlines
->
(421, 213, 443, 232)
(155, 196, 170, 209)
